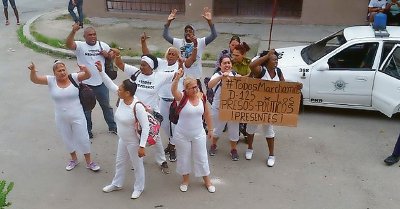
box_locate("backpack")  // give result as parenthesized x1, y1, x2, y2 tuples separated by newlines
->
(204, 71, 237, 105)
(169, 92, 206, 125)
(99, 41, 118, 80)
(258, 66, 283, 81)
(133, 101, 163, 146)
(68, 74, 96, 111)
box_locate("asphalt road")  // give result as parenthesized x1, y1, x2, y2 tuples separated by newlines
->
(1, 1, 400, 209)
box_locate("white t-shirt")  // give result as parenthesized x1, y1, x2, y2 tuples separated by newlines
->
(156, 58, 183, 98)
(369, 0, 387, 8)
(99, 70, 149, 147)
(173, 37, 206, 79)
(210, 71, 239, 110)
(74, 41, 110, 86)
(47, 73, 83, 115)
(124, 64, 175, 112)
(175, 95, 205, 138)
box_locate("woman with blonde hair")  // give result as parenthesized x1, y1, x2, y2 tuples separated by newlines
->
(28, 60, 100, 171)
(171, 69, 215, 193)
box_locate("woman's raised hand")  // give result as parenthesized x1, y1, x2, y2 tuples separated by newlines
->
(95, 61, 102, 72)
(28, 62, 37, 72)
(168, 9, 178, 21)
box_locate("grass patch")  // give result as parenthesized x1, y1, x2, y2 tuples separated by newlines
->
(30, 24, 66, 49)
(17, 26, 70, 58)
(54, 14, 91, 24)
(202, 52, 216, 61)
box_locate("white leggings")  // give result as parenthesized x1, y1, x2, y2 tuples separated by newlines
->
(111, 139, 145, 192)
(55, 112, 90, 154)
(211, 108, 239, 141)
(174, 130, 210, 177)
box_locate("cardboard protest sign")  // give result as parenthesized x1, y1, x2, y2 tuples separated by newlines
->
(219, 76, 301, 127)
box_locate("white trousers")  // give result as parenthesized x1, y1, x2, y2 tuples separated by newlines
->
(174, 130, 210, 177)
(111, 139, 145, 192)
(55, 112, 90, 154)
(159, 99, 175, 145)
(247, 124, 275, 138)
(211, 107, 239, 141)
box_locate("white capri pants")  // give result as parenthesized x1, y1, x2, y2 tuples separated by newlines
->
(246, 124, 275, 138)
(212, 107, 239, 141)
(159, 98, 175, 145)
(174, 130, 210, 177)
(55, 112, 90, 154)
(111, 139, 145, 192)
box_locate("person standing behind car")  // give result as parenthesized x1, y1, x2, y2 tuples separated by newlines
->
(163, 7, 217, 92)
(95, 61, 149, 199)
(368, 0, 388, 23)
(247, 49, 285, 166)
(68, 0, 84, 28)
(28, 61, 100, 172)
(385, 0, 400, 25)
(171, 69, 215, 193)
(66, 23, 117, 139)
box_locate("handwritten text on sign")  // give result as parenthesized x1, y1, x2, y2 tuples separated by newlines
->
(219, 76, 301, 127)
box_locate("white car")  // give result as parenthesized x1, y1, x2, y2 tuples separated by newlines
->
(276, 25, 400, 117)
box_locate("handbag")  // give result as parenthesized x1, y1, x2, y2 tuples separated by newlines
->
(68, 74, 96, 111)
(98, 41, 118, 80)
(133, 101, 163, 146)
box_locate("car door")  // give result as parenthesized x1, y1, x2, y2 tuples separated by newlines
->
(372, 45, 400, 117)
(309, 42, 379, 107)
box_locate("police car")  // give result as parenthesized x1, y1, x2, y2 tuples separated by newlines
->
(276, 25, 400, 117)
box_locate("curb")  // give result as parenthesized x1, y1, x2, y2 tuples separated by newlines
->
(23, 10, 217, 68)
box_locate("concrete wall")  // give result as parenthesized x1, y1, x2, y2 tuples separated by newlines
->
(84, 0, 369, 25)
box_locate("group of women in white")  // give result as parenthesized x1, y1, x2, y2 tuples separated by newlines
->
(28, 8, 287, 200)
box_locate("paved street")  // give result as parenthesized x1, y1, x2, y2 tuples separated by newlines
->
(1, 1, 400, 209)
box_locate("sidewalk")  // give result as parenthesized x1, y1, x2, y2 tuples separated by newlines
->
(24, 9, 346, 66)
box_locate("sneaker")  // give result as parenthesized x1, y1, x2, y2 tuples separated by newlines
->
(207, 185, 216, 193)
(160, 162, 170, 174)
(109, 128, 117, 135)
(5, 20, 9, 25)
(209, 144, 217, 156)
(131, 190, 142, 199)
(102, 184, 122, 193)
(66, 160, 79, 171)
(86, 162, 100, 171)
(245, 149, 254, 160)
(88, 131, 93, 139)
(164, 143, 172, 155)
(384, 155, 400, 166)
(230, 149, 239, 161)
(169, 149, 177, 162)
(179, 184, 188, 192)
(16, 21, 20, 25)
(267, 156, 275, 167)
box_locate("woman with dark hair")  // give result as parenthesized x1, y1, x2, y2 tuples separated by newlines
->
(28, 60, 100, 172)
(208, 55, 241, 161)
(96, 61, 150, 199)
(215, 35, 241, 68)
(232, 42, 251, 76)
(114, 52, 176, 174)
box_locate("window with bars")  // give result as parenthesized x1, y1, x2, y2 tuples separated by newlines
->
(106, 0, 185, 13)
(213, 0, 302, 18)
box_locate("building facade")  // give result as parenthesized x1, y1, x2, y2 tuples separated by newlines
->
(84, 0, 369, 25)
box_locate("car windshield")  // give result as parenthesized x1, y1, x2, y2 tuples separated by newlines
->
(301, 30, 347, 64)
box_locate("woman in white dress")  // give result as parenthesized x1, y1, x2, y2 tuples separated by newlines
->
(28, 60, 100, 172)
